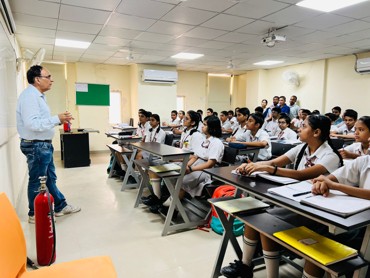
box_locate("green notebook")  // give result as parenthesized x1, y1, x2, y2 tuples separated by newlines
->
(213, 197, 269, 214)
(149, 163, 181, 173)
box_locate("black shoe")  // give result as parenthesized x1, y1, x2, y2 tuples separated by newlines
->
(158, 206, 179, 220)
(141, 194, 152, 201)
(149, 203, 162, 214)
(142, 195, 160, 206)
(220, 260, 254, 278)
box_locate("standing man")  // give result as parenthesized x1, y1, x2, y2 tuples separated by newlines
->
(16, 65, 81, 224)
(288, 95, 300, 119)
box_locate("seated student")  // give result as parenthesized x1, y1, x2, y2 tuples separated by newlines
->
(162, 110, 181, 127)
(206, 108, 214, 116)
(273, 113, 297, 141)
(197, 111, 204, 132)
(221, 114, 342, 278)
(226, 107, 250, 143)
(291, 108, 310, 131)
(261, 99, 271, 120)
(332, 106, 343, 126)
(135, 110, 150, 138)
(325, 112, 338, 133)
(136, 114, 166, 162)
(159, 116, 224, 215)
(228, 110, 238, 130)
(339, 116, 370, 159)
(172, 110, 185, 135)
(220, 110, 233, 133)
(331, 109, 357, 139)
(144, 110, 204, 212)
(254, 106, 263, 115)
(302, 155, 370, 278)
(278, 96, 290, 115)
(262, 106, 280, 136)
(230, 113, 272, 161)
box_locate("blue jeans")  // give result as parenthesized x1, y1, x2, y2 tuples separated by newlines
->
(20, 141, 67, 216)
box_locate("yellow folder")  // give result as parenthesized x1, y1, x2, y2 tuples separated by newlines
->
(273, 226, 357, 265)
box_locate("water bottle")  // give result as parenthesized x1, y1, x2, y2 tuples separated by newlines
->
(63, 122, 71, 132)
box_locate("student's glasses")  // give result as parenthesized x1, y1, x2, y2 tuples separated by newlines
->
(278, 121, 287, 124)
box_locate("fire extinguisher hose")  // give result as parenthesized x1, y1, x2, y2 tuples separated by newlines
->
(46, 188, 56, 266)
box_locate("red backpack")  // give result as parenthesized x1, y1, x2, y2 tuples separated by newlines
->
(210, 185, 244, 236)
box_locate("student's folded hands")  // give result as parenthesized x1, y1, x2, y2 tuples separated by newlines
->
(312, 175, 333, 197)
(236, 162, 262, 176)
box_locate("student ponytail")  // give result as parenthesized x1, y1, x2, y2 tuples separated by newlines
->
(307, 114, 343, 167)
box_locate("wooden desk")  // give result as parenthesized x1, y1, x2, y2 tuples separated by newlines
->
(131, 142, 203, 236)
(107, 134, 142, 190)
(204, 166, 370, 278)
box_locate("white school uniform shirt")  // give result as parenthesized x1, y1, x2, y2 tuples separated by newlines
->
(332, 155, 370, 189)
(344, 142, 367, 156)
(336, 124, 355, 135)
(241, 129, 272, 160)
(197, 121, 204, 132)
(262, 118, 279, 136)
(135, 122, 150, 137)
(229, 117, 238, 129)
(221, 120, 232, 131)
(195, 136, 224, 163)
(169, 117, 181, 126)
(291, 118, 303, 129)
(285, 141, 341, 172)
(274, 127, 297, 141)
(231, 124, 248, 142)
(179, 128, 204, 154)
(144, 126, 166, 143)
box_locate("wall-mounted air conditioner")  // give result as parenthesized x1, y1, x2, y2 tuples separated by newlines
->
(355, 58, 370, 74)
(142, 69, 178, 84)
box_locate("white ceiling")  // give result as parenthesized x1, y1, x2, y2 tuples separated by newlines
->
(9, 0, 370, 74)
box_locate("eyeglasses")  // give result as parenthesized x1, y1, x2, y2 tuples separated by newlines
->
(278, 121, 287, 124)
(38, 75, 52, 80)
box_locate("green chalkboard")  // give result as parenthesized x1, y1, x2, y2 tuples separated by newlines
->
(76, 83, 110, 106)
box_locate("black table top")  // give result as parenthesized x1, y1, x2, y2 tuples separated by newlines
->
(204, 166, 370, 231)
(131, 142, 193, 158)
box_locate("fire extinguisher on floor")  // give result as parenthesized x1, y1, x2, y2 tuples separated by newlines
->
(34, 176, 56, 266)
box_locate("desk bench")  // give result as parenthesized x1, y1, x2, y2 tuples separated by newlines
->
(209, 197, 368, 278)
(106, 144, 139, 190)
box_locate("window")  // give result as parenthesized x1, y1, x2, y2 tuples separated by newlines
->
(177, 96, 185, 111)
(109, 91, 121, 124)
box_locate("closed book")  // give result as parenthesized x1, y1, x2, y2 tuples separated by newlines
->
(213, 197, 269, 215)
(274, 226, 358, 265)
(149, 163, 181, 173)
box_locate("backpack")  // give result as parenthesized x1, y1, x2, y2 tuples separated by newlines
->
(210, 185, 244, 236)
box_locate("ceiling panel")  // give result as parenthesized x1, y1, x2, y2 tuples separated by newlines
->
(61, 0, 121, 11)
(116, 0, 175, 19)
(107, 13, 156, 30)
(13, 13, 58, 29)
(224, 0, 289, 19)
(161, 6, 217, 25)
(201, 14, 254, 31)
(11, 0, 60, 18)
(59, 5, 111, 25)
(57, 20, 103, 34)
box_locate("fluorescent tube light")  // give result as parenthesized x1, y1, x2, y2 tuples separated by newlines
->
(296, 0, 368, 12)
(171, 52, 204, 60)
(55, 38, 91, 49)
(253, 60, 284, 66)
(208, 73, 231, 77)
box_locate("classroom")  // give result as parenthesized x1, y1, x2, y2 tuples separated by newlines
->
(1, 0, 370, 277)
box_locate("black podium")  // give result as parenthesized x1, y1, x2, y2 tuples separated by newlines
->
(60, 129, 91, 168)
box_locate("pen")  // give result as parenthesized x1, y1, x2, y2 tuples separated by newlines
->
(292, 191, 312, 197)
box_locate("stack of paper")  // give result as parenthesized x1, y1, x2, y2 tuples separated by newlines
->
(213, 197, 270, 214)
(274, 226, 358, 265)
(267, 181, 313, 201)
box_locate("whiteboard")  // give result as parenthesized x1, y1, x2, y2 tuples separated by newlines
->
(0, 22, 17, 146)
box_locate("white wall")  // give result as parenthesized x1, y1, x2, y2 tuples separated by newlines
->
(208, 76, 231, 113)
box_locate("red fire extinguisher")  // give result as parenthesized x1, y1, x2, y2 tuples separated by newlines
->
(34, 176, 56, 266)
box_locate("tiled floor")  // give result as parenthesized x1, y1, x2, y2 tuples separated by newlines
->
(19, 152, 303, 277)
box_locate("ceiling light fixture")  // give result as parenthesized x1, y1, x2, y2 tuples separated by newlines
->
(253, 60, 284, 66)
(208, 73, 231, 77)
(55, 38, 90, 49)
(171, 52, 204, 60)
(296, 0, 368, 12)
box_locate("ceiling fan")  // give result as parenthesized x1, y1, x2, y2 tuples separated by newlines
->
(16, 48, 46, 72)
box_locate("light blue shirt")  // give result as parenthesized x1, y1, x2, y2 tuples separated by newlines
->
(16, 85, 60, 140)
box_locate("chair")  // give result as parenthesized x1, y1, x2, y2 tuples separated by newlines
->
(164, 133, 174, 146)
(0, 192, 117, 278)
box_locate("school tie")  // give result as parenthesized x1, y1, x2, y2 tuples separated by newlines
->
(304, 156, 316, 168)
(277, 131, 284, 139)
